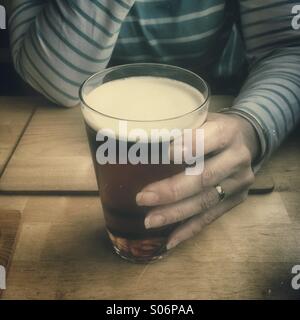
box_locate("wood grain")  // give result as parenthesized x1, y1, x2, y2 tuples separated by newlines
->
(0, 210, 21, 298)
(0, 97, 37, 176)
(0, 102, 98, 191)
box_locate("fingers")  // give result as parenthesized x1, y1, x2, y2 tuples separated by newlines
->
(169, 113, 235, 161)
(166, 191, 248, 250)
(144, 187, 219, 229)
(136, 113, 252, 207)
(136, 148, 244, 207)
(144, 169, 254, 229)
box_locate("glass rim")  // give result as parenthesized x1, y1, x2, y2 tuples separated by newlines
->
(79, 63, 210, 123)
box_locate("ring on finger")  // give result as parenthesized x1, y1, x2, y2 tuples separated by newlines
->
(215, 184, 226, 202)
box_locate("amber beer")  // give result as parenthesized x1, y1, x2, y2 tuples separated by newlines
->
(80, 64, 209, 263)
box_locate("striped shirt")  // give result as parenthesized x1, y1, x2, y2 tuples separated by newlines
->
(9, 0, 300, 162)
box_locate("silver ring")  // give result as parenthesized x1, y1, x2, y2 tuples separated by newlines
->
(215, 184, 226, 202)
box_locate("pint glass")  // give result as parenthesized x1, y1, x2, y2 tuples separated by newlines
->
(80, 63, 209, 263)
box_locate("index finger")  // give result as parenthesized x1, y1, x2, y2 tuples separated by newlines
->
(169, 115, 231, 161)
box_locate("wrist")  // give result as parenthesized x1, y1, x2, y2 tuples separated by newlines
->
(230, 114, 261, 163)
(219, 108, 268, 170)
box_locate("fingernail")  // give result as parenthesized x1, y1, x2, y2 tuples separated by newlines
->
(136, 191, 159, 206)
(145, 215, 166, 229)
(166, 239, 180, 250)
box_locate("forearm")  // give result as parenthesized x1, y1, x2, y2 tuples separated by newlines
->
(229, 48, 300, 164)
(9, 0, 135, 106)
(223, 1, 300, 167)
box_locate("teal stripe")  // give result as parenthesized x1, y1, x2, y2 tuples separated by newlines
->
(43, 10, 110, 63)
(90, 0, 123, 24)
(246, 77, 300, 109)
(237, 99, 281, 141)
(9, 2, 42, 27)
(29, 27, 81, 87)
(15, 46, 25, 79)
(255, 52, 300, 63)
(18, 45, 62, 105)
(244, 84, 298, 124)
(270, 77, 300, 108)
(251, 61, 300, 75)
(249, 37, 300, 53)
(114, 0, 132, 10)
(245, 26, 293, 41)
(235, 105, 273, 147)
(23, 42, 78, 101)
(263, 71, 300, 81)
(241, 1, 289, 14)
(130, 0, 224, 20)
(10, 0, 32, 20)
(65, 0, 117, 37)
(120, 25, 219, 43)
(34, 28, 92, 75)
(11, 32, 27, 49)
(113, 49, 207, 62)
(50, 1, 115, 50)
(243, 16, 289, 28)
(248, 94, 288, 134)
(25, 68, 61, 105)
(116, 29, 219, 57)
(10, 16, 35, 35)
(239, 99, 281, 137)
(120, 12, 224, 40)
(247, 70, 300, 88)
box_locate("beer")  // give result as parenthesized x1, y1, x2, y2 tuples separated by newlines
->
(80, 64, 209, 262)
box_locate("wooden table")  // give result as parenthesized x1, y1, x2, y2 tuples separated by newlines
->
(0, 96, 299, 300)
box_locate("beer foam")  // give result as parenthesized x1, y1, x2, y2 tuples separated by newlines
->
(82, 76, 208, 140)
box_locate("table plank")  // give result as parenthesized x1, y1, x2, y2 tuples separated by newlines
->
(0, 97, 37, 176)
(0, 102, 98, 191)
(0, 193, 299, 300)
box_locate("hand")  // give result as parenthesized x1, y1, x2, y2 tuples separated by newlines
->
(136, 112, 259, 250)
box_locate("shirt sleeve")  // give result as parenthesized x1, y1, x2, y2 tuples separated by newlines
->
(9, 0, 135, 106)
(226, 0, 300, 166)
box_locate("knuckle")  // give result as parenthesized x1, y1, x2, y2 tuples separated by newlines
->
(201, 213, 213, 226)
(189, 221, 202, 238)
(201, 167, 215, 187)
(198, 190, 216, 212)
(167, 179, 181, 202)
(190, 226, 200, 238)
(244, 170, 255, 187)
(172, 205, 185, 223)
(216, 123, 229, 149)
(239, 191, 248, 202)
(216, 121, 225, 136)
(239, 147, 252, 166)
(232, 117, 242, 132)
(219, 135, 228, 150)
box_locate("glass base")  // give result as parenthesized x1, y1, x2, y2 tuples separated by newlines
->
(107, 230, 168, 264)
